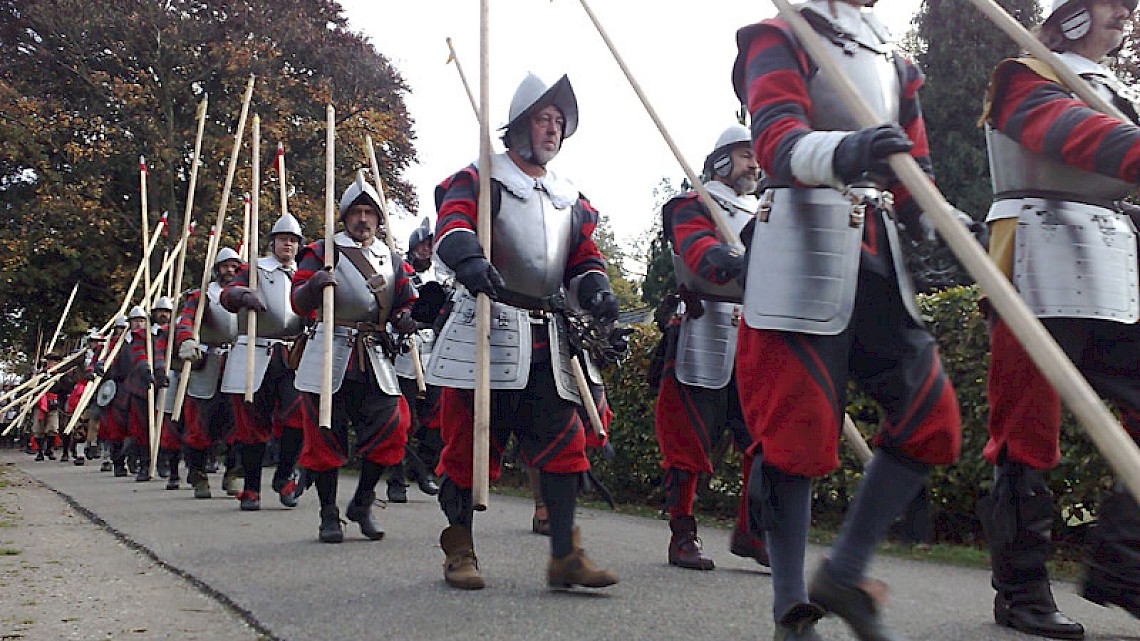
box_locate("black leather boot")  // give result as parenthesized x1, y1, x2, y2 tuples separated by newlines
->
(1081, 490, 1140, 620)
(978, 462, 1084, 639)
(667, 515, 714, 570)
(345, 491, 384, 540)
(386, 459, 409, 503)
(808, 562, 904, 641)
(774, 602, 826, 641)
(318, 505, 343, 543)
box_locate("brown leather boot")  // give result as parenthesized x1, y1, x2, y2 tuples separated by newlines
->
(440, 526, 484, 590)
(548, 527, 619, 589)
(668, 516, 714, 570)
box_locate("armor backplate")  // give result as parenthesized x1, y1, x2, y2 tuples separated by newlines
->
(425, 290, 532, 390)
(1014, 200, 1139, 321)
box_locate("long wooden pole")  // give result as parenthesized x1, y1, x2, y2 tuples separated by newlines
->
(319, 104, 336, 431)
(445, 37, 480, 118)
(967, 0, 1129, 122)
(172, 76, 255, 421)
(139, 156, 158, 477)
(245, 115, 261, 403)
(154, 95, 207, 437)
(44, 282, 80, 357)
(98, 218, 167, 335)
(770, 0, 1140, 503)
(575, 0, 740, 250)
(472, 0, 492, 510)
(364, 135, 427, 395)
(1, 374, 63, 438)
(240, 194, 251, 262)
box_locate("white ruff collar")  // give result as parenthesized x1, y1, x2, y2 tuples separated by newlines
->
(704, 180, 758, 216)
(483, 152, 579, 209)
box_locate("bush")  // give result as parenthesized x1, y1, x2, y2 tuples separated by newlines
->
(597, 285, 1115, 546)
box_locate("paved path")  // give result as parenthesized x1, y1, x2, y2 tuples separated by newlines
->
(4, 450, 1136, 641)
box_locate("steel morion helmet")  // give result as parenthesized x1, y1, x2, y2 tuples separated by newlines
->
(338, 170, 384, 221)
(268, 213, 304, 242)
(500, 73, 578, 161)
(408, 216, 433, 251)
(127, 305, 147, 321)
(702, 124, 753, 182)
(1045, 0, 1137, 41)
(152, 296, 174, 312)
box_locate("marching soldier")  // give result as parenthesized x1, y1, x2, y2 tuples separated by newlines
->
(978, 0, 1140, 634)
(96, 316, 130, 474)
(220, 213, 309, 511)
(733, 1, 966, 638)
(115, 305, 168, 481)
(289, 171, 417, 543)
(31, 352, 70, 461)
(654, 124, 768, 571)
(176, 249, 242, 498)
(428, 73, 620, 591)
(150, 296, 183, 486)
(389, 218, 445, 502)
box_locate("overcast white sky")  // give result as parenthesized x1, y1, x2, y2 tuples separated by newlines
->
(336, 1, 1029, 264)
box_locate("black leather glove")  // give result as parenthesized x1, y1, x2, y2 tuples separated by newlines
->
(705, 244, 746, 283)
(233, 288, 268, 313)
(833, 123, 913, 185)
(391, 308, 416, 335)
(154, 369, 170, 389)
(139, 367, 155, 389)
(579, 272, 620, 326)
(454, 257, 505, 299)
(292, 267, 338, 314)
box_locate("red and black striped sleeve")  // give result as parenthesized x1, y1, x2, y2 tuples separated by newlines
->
(663, 193, 732, 285)
(433, 166, 482, 270)
(891, 57, 935, 214)
(566, 194, 607, 284)
(391, 253, 418, 316)
(990, 62, 1140, 182)
(290, 240, 326, 319)
(175, 290, 199, 345)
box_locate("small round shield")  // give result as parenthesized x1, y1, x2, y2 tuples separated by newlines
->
(95, 379, 117, 407)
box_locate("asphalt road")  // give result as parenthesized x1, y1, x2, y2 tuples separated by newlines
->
(7, 450, 1137, 641)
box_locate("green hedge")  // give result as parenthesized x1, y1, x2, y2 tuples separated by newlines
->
(597, 286, 1115, 545)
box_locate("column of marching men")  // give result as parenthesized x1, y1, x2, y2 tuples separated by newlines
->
(10, 1, 1140, 639)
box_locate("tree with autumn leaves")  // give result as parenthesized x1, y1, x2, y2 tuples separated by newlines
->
(0, 0, 417, 360)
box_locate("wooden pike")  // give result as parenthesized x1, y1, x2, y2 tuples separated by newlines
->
(172, 75, 256, 422)
(319, 104, 336, 430)
(473, 0, 492, 510)
(245, 115, 261, 403)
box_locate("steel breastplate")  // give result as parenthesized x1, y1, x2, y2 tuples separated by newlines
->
(805, 26, 899, 130)
(491, 185, 573, 300)
(986, 127, 1133, 202)
(199, 282, 238, 345)
(1012, 198, 1139, 322)
(237, 260, 304, 338)
(332, 249, 395, 324)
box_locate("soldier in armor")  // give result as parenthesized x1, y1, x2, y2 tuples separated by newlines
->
(732, 2, 965, 638)
(150, 296, 183, 486)
(97, 316, 131, 474)
(32, 352, 70, 461)
(289, 171, 417, 543)
(978, 0, 1140, 634)
(72, 330, 107, 464)
(388, 217, 445, 502)
(115, 305, 169, 481)
(655, 124, 768, 571)
(428, 73, 619, 591)
(176, 249, 242, 498)
(220, 213, 309, 511)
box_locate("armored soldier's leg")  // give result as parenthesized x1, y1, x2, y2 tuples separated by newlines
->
(346, 461, 385, 540)
(544, 470, 618, 589)
(183, 447, 211, 499)
(436, 386, 483, 589)
(978, 460, 1083, 638)
(163, 448, 181, 490)
(526, 465, 549, 535)
(385, 457, 408, 503)
(237, 442, 266, 511)
(730, 452, 769, 566)
(59, 433, 71, 462)
(760, 467, 815, 637)
(271, 426, 303, 507)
